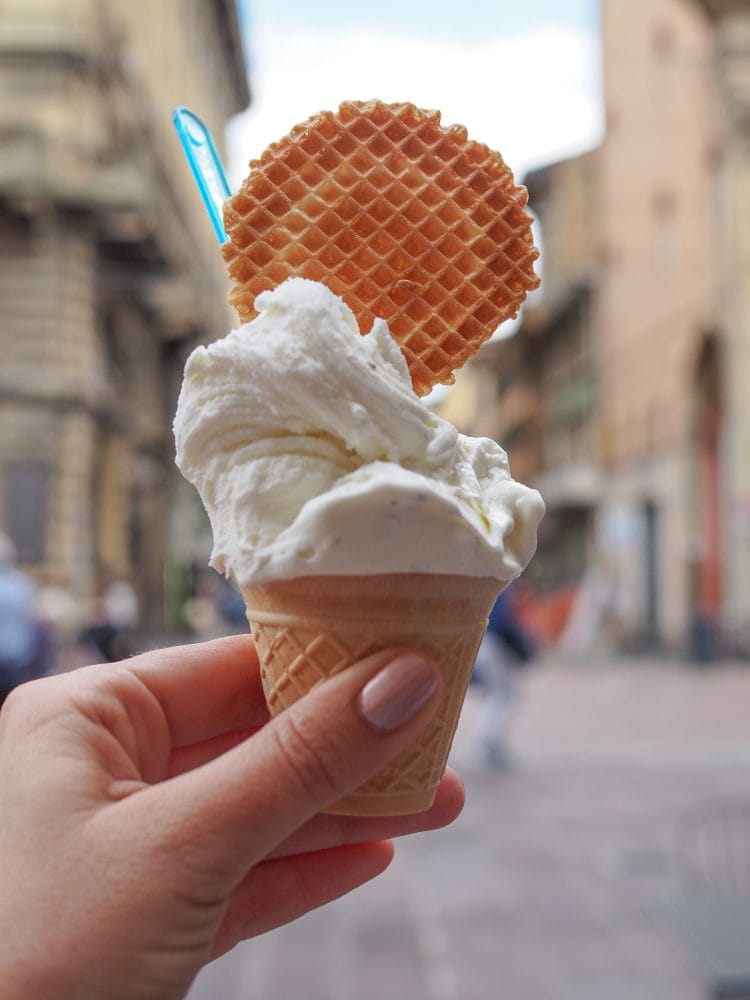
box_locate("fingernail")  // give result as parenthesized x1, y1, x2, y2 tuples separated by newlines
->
(356, 653, 440, 735)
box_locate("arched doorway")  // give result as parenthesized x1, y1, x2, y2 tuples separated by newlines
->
(690, 334, 723, 659)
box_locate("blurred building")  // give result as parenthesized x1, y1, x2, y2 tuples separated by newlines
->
(0, 1, 248, 628)
(690, 0, 750, 652)
(513, 152, 600, 602)
(482, 0, 725, 653)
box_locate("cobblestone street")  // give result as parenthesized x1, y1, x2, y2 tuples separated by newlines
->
(188, 658, 750, 1000)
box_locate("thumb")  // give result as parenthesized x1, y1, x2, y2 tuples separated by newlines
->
(147, 648, 442, 883)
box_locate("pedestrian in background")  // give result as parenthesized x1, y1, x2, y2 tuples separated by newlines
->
(473, 584, 536, 767)
(0, 535, 41, 706)
(78, 580, 139, 665)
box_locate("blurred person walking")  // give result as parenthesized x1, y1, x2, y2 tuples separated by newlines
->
(78, 580, 139, 664)
(0, 535, 41, 706)
(473, 585, 536, 767)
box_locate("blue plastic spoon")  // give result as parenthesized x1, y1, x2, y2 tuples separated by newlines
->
(172, 107, 231, 244)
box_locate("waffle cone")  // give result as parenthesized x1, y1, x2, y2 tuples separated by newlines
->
(242, 573, 502, 816)
(223, 100, 539, 396)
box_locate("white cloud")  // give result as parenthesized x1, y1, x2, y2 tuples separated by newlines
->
(226, 23, 603, 187)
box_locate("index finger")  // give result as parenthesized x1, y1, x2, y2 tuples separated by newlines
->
(126, 635, 267, 747)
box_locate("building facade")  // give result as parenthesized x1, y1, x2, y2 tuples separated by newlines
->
(481, 0, 724, 653)
(0, 0, 248, 628)
(691, 0, 750, 651)
(595, 0, 721, 650)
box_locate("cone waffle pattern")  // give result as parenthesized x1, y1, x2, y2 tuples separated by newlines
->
(223, 100, 540, 396)
(243, 573, 501, 816)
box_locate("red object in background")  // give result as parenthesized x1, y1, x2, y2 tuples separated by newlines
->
(514, 584, 577, 646)
(698, 433, 722, 618)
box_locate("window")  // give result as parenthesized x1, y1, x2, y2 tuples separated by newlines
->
(4, 461, 50, 563)
(652, 23, 676, 60)
(653, 190, 679, 268)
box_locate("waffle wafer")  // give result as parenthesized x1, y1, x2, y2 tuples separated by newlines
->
(222, 100, 540, 396)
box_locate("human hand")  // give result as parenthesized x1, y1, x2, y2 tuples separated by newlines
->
(0, 636, 462, 999)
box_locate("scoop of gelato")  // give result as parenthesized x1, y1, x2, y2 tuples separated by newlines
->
(174, 278, 544, 586)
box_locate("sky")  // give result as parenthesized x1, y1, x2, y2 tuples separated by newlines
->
(226, 0, 604, 188)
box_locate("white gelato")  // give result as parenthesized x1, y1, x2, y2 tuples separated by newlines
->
(174, 278, 544, 587)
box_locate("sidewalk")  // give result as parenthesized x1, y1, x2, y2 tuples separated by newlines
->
(188, 657, 750, 1000)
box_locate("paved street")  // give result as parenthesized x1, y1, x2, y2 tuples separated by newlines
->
(187, 658, 750, 1000)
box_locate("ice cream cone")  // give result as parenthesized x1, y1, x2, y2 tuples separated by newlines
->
(242, 572, 503, 816)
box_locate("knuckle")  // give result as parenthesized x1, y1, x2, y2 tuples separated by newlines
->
(0, 677, 52, 724)
(269, 710, 342, 803)
(0, 684, 28, 727)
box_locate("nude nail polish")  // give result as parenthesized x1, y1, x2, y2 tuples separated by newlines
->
(356, 653, 440, 735)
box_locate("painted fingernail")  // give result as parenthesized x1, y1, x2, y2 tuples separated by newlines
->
(356, 653, 440, 735)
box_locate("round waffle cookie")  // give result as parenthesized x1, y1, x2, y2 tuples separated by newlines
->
(222, 100, 540, 396)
